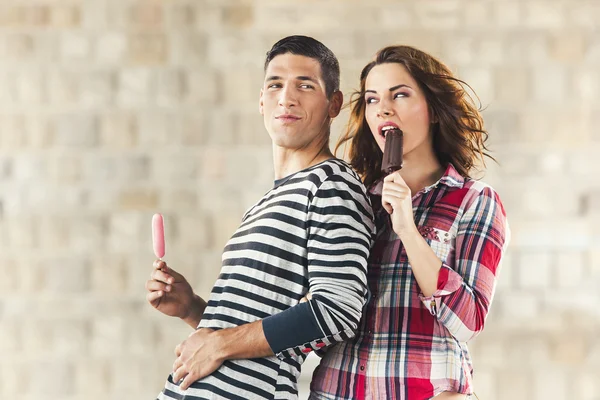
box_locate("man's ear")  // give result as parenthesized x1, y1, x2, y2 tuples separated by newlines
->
(259, 89, 264, 115)
(328, 90, 343, 118)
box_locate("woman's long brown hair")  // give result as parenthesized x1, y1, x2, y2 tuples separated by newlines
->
(335, 45, 494, 189)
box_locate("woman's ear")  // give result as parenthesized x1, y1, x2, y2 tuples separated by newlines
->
(429, 107, 439, 124)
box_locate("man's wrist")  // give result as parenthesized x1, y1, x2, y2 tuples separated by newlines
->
(182, 294, 205, 328)
(212, 320, 272, 361)
(212, 327, 236, 361)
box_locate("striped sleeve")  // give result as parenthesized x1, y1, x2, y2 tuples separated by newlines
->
(419, 186, 510, 342)
(263, 172, 375, 359)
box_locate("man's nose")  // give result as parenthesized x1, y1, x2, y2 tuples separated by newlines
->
(278, 86, 298, 108)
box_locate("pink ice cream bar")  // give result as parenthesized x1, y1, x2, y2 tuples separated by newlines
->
(152, 213, 165, 259)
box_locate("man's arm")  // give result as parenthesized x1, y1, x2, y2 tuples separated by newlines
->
(259, 175, 375, 358)
(215, 320, 273, 359)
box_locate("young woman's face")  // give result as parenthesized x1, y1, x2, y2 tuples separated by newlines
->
(364, 63, 434, 157)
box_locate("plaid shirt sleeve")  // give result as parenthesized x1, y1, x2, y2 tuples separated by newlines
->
(419, 186, 510, 342)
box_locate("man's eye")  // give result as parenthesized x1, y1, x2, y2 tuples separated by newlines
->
(268, 84, 282, 89)
(300, 84, 314, 89)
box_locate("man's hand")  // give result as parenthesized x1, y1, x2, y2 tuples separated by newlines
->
(171, 320, 273, 389)
(172, 328, 226, 390)
(146, 260, 203, 327)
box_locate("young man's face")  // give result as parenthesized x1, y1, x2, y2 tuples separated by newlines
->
(260, 53, 341, 151)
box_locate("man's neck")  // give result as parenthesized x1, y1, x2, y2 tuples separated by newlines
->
(273, 144, 334, 180)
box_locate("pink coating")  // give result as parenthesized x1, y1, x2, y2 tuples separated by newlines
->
(152, 213, 165, 259)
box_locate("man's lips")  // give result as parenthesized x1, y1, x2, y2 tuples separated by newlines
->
(276, 114, 301, 123)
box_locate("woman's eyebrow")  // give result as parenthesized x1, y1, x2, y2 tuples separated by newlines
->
(365, 84, 412, 94)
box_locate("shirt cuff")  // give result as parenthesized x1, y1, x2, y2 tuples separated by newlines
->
(419, 264, 464, 315)
(262, 301, 323, 355)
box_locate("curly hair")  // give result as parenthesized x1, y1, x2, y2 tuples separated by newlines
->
(335, 45, 494, 188)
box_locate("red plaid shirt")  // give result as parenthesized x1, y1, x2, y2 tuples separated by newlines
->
(310, 164, 509, 400)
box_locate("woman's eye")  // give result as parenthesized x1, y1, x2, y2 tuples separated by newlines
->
(365, 97, 377, 104)
(394, 92, 408, 99)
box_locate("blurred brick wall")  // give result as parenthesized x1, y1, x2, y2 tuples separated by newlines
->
(0, 1, 599, 399)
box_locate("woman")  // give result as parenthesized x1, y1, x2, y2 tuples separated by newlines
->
(309, 46, 509, 400)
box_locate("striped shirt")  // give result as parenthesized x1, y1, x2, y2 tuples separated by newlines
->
(310, 163, 510, 400)
(158, 159, 375, 400)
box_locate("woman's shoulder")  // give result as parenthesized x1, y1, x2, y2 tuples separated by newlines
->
(459, 178, 507, 218)
(462, 178, 502, 200)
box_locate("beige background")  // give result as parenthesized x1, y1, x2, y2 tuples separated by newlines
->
(1, 0, 599, 399)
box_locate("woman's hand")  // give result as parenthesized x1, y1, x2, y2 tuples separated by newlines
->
(381, 171, 417, 238)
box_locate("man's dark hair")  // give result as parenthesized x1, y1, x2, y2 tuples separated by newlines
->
(264, 35, 340, 98)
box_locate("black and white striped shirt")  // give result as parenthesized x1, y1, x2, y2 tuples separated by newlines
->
(158, 159, 375, 400)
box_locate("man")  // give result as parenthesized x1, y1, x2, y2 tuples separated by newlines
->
(146, 35, 375, 400)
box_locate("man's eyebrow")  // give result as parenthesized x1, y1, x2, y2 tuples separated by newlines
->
(364, 84, 412, 94)
(265, 75, 320, 84)
(296, 76, 319, 84)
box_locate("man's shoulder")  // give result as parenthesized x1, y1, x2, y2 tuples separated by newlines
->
(271, 158, 369, 207)
(308, 158, 364, 189)
(307, 159, 373, 215)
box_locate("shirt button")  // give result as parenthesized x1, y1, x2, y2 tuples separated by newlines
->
(360, 365, 365, 371)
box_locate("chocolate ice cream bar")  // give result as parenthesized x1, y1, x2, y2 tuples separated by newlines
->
(381, 128, 404, 174)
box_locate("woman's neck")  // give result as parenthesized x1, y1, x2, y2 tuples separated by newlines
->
(399, 147, 445, 195)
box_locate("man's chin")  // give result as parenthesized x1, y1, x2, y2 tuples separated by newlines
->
(269, 130, 298, 146)
(272, 139, 298, 150)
